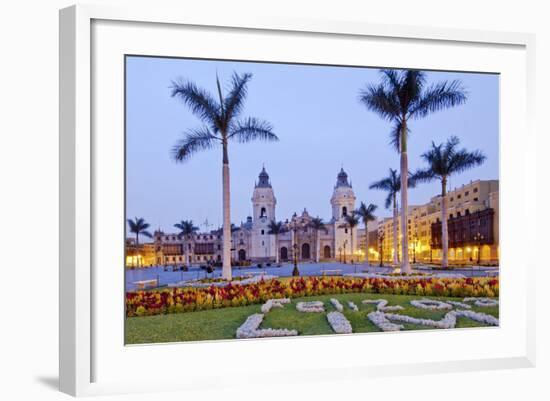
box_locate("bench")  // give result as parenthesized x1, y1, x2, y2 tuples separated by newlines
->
(133, 279, 158, 289)
(246, 271, 269, 276)
(320, 269, 343, 276)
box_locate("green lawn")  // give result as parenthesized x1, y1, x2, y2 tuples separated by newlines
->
(125, 293, 499, 344)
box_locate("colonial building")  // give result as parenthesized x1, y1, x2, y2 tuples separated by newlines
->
(125, 171, 499, 268)
(375, 179, 499, 265)
(126, 167, 362, 267)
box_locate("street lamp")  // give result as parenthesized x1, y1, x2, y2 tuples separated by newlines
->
(338, 247, 342, 263)
(289, 216, 304, 276)
(473, 232, 484, 265)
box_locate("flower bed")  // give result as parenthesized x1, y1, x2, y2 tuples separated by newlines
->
(126, 276, 499, 317)
(367, 297, 499, 332)
(261, 298, 291, 313)
(326, 312, 353, 334)
(330, 298, 344, 312)
(235, 313, 298, 339)
(296, 301, 325, 313)
(348, 301, 359, 312)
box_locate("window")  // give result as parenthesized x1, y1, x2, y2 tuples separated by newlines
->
(262, 241, 264, 246)
(450, 197, 454, 201)
(345, 228, 348, 234)
(465, 191, 469, 196)
(474, 197, 479, 201)
(450, 214, 453, 219)
(473, 187, 478, 193)
(457, 211, 461, 217)
(342, 206, 348, 217)
(260, 207, 266, 218)
(457, 194, 462, 199)
(465, 209, 470, 215)
(261, 229, 265, 235)
(218, 244, 221, 250)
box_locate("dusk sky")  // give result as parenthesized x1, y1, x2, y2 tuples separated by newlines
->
(126, 56, 499, 237)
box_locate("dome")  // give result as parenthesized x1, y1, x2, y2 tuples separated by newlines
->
(256, 166, 271, 188)
(335, 167, 351, 188)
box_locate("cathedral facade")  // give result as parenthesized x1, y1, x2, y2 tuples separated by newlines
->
(233, 167, 359, 264)
(146, 167, 361, 267)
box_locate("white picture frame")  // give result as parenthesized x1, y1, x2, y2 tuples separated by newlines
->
(59, 3, 536, 397)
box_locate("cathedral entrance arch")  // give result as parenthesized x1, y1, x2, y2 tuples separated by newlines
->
(301, 243, 311, 260)
(323, 245, 331, 259)
(280, 247, 288, 261)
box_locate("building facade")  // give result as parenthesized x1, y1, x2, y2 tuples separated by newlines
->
(375, 179, 499, 265)
(125, 173, 499, 268)
(126, 167, 363, 267)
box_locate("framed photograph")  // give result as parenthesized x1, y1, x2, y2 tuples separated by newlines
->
(59, 4, 536, 396)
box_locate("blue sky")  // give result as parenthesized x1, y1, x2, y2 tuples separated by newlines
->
(126, 56, 499, 235)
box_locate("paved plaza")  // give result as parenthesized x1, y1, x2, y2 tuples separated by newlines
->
(125, 262, 499, 290)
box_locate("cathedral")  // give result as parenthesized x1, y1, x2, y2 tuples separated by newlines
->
(233, 166, 359, 264)
(147, 167, 361, 266)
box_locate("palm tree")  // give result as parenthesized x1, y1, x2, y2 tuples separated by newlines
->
(369, 169, 404, 266)
(267, 220, 286, 264)
(355, 202, 378, 265)
(412, 136, 486, 268)
(171, 72, 278, 280)
(339, 213, 360, 262)
(309, 217, 328, 263)
(359, 69, 467, 273)
(127, 217, 152, 268)
(174, 220, 199, 266)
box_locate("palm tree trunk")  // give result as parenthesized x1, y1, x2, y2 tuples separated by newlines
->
(365, 223, 369, 265)
(350, 231, 354, 261)
(392, 197, 399, 265)
(135, 233, 140, 269)
(441, 177, 449, 269)
(221, 144, 232, 280)
(184, 237, 189, 266)
(400, 123, 411, 273)
(316, 231, 320, 263)
(275, 234, 279, 264)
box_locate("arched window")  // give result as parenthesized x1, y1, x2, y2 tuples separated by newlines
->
(342, 206, 348, 217)
(260, 207, 266, 218)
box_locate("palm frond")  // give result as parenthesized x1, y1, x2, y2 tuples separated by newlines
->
(384, 192, 393, 209)
(402, 70, 426, 106)
(410, 168, 437, 184)
(414, 136, 486, 183)
(355, 202, 377, 224)
(409, 80, 467, 119)
(389, 120, 409, 152)
(172, 127, 219, 162)
(268, 220, 286, 235)
(170, 79, 222, 130)
(229, 117, 278, 143)
(359, 84, 400, 121)
(127, 217, 152, 238)
(224, 72, 252, 122)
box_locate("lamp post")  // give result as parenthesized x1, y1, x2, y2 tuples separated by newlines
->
(412, 236, 418, 264)
(473, 232, 484, 265)
(378, 231, 384, 267)
(289, 216, 303, 276)
(338, 247, 342, 263)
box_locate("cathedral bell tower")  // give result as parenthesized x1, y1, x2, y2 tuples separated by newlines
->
(250, 167, 277, 261)
(330, 168, 357, 261)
